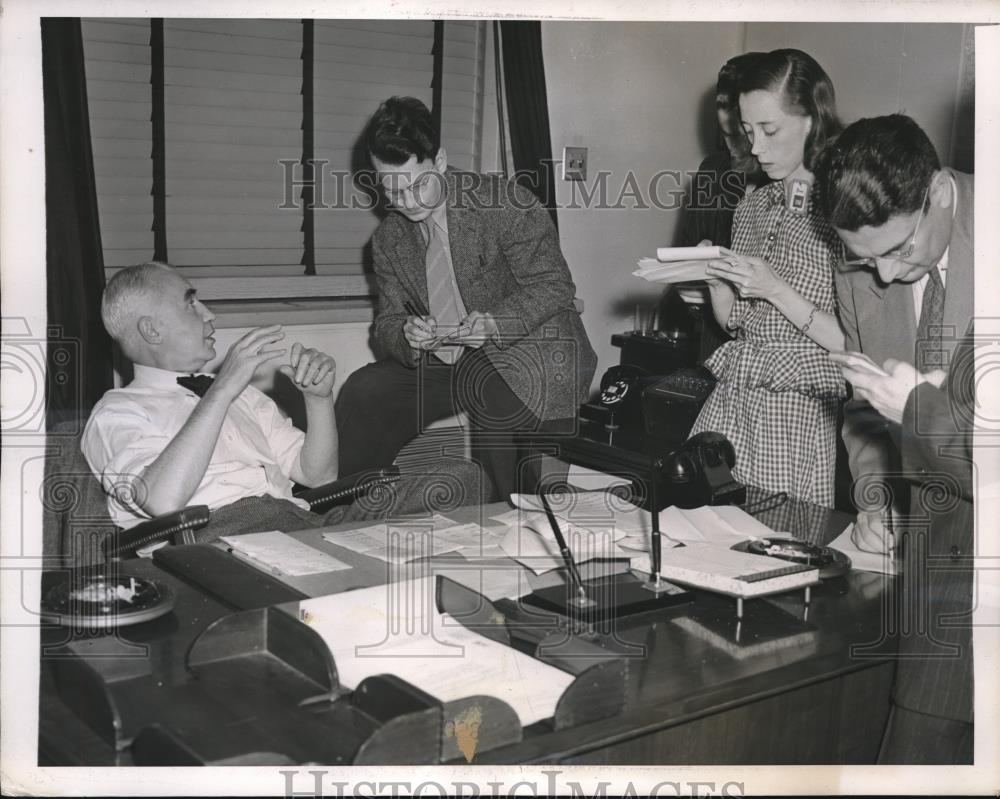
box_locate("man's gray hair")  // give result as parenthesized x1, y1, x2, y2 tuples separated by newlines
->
(101, 261, 173, 342)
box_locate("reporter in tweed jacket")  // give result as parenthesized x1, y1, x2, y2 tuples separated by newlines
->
(371, 166, 596, 424)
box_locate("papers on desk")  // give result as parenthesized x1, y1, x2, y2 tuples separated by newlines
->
(828, 522, 898, 575)
(501, 491, 776, 569)
(322, 515, 483, 564)
(500, 494, 630, 574)
(298, 577, 575, 727)
(220, 531, 350, 577)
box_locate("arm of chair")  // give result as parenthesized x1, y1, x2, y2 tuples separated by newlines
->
(294, 466, 402, 515)
(102, 506, 211, 560)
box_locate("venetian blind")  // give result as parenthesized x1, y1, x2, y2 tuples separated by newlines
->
(440, 21, 485, 173)
(312, 20, 435, 275)
(82, 18, 486, 287)
(162, 19, 305, 271)
(81, 18, 154, 268)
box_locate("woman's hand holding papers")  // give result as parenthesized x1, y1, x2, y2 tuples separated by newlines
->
(704, 252, 785, 302)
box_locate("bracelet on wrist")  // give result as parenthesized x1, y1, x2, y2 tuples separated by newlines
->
(800, 304, 817, 334)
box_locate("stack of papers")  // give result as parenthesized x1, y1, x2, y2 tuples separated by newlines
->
(322, 515, 482, 565)
(633, 245, 724, 284)
(220, 531, 351, 577)
(298, 577, 576, 727)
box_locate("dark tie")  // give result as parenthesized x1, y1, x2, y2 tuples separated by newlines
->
(424, 219, 463, 364)
(176, 374, 215, 397)
(916, 266, 946, 370)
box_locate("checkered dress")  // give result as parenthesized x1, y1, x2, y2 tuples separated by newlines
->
(691, 181, 846, 507)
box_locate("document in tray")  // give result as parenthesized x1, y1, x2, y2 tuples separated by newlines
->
(220, 531, 350, 577)
(297, 577, 575, 727)
(630, 542, 819, 598)
(322, 514, 475, 564)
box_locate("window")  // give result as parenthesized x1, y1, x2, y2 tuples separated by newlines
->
(81, 18, 487, 299)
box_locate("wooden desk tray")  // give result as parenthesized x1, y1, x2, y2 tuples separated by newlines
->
(50, 636, 160, 751)
(437, 577, 627, 734)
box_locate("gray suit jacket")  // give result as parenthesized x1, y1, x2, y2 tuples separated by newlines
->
(370, 169, 597, 422)
(834, 169, 974, 724)
(835, 169, 975, 497)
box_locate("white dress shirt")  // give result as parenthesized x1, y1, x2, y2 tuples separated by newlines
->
(82, 364, 308, 529)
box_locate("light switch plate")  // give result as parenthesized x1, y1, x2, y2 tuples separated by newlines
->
(563, 146, 587, 181)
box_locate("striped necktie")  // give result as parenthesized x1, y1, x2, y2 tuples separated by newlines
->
(424, 218, 463, 364)
(916, 266, 946, 370)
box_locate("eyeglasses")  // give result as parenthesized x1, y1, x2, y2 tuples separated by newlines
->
(841, 182, 931, 268)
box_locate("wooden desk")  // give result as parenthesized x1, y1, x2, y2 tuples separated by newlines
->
(38, 494, 896, 765)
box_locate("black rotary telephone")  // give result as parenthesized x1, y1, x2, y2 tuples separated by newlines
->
(660, 431, 746, 509)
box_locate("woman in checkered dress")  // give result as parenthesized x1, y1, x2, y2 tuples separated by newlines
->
(691, 50, 847, 507)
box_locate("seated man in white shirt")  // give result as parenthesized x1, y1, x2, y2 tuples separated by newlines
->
(82, 261, 487, 542)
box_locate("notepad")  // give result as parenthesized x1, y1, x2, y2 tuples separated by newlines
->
(630, 542, 819, 598)
(297, 577, 575, 726)
(220, 531, 350, 577)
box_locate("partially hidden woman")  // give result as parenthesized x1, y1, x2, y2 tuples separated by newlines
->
(691, 49, 846, 507)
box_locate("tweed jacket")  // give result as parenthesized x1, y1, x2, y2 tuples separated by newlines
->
(834, 169, 975, 723)
(370, 168, 597, 422)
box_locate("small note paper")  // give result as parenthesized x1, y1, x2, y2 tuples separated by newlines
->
(220, 531, 350, 577)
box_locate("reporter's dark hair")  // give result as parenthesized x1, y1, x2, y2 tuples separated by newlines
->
(813, 114, 940, 232)
(738, 48, 841, 171)
(717, 51, 763, 110)
(365, 96, 439, 165)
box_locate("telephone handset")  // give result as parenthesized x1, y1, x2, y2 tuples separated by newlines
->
(661, 431, 746, 509)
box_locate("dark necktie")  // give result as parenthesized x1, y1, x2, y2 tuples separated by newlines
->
(424, 219, 463, 364)
(176, 374, 215, 397)
(916, 266, 946, 370)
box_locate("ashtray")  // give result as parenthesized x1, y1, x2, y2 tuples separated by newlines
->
(41, 572, 176, 628)
(732, 537, 851, 580)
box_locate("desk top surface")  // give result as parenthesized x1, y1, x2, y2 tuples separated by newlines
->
(39, 491, 894, 766)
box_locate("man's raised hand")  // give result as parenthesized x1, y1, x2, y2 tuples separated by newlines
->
(280, 342, 336, 398)
(211, 325, 287, 401)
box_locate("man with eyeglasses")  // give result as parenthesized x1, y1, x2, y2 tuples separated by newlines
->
(814, 114, 974, 764)
(335, 96, 597, 500)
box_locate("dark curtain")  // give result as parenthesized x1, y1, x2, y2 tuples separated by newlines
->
(499, 21, 559, 229)
(42, 18, 112, 424)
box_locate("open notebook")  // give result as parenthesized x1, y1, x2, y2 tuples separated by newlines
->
(297, 576, 575, 727)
